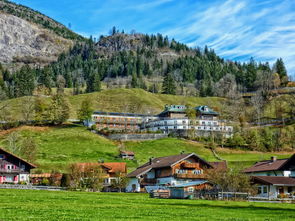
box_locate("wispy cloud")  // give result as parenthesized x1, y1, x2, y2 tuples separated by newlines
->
(15, 0, 295, 77)
(164, 0, 295, 77)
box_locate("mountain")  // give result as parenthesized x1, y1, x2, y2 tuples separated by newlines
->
(0, 1, 289, 100)
(0, 0, 83, 67)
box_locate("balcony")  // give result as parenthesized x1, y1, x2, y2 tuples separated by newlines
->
(181, 162, 199, 169)
(0, 169, 23, 173)
(174, 173, 206, 179)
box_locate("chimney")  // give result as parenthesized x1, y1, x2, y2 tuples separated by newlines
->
(149, 157, 154, 165)
(271, 156, 277, 162)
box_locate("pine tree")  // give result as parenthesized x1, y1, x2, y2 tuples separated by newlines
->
(162, 72, 176, 95)
(78, 97, 93, 122)
(274, 58, 288, 86)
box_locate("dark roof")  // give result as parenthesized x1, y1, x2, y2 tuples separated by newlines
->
(120, 150, 135, 155)
(209, 161, 228, 170)
(244, 158, 289, 173)
(252, 176, 295, 186)
(127, 153, 213, 178)
(93, 111, 155, 118)
(0, 147, 36, 168)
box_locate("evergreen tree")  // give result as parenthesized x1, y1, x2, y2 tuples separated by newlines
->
(162, 72, 176, 95)
(274, 58, 288, 85)
(78, 97, 93, 123)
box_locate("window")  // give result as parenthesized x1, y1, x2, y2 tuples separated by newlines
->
(0, 154, 4, 159)
(263, 186, 268, 194)
(288, 187, 293, 193)
(193, 170, 203, 175)
(188, 187, 194, 193)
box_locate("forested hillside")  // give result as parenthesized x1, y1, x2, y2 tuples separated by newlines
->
(0, 24, 290, 99)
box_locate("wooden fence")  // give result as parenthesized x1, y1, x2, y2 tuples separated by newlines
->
(0, 184, 65, 191)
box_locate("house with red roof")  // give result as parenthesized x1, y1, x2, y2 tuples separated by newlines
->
(244, 155, 295, 199)
(75, 162, 127, 187)
(0, 147, 36, 184)
(126, 152, 227, 192)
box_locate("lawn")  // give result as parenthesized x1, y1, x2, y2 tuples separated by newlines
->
(0, 189, 295, 221)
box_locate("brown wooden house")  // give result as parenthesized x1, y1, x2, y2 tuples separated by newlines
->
(126, 153, 226, 192)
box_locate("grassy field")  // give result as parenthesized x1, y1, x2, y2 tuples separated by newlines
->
(0, 88, 224, 120)
(0, 125, 292, 172)
(0, 189, 295, 221)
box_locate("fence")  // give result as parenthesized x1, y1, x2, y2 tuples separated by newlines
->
(106, 133, 168, 141)
(0, 184, 65, 191)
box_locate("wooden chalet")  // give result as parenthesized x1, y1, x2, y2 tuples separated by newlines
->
(126, 153, 227, 192)
(0, 147, 36, 184)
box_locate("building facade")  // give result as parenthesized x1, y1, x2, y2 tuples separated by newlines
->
(141, 105, 233, 137)
(244, 155, 295, 199)
(91, 111, 156, 132)
(91, 105, 233, 137)
(126, 153, 227, 192)
(0, 147, 36, 184)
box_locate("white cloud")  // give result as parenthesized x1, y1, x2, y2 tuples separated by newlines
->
(164, 0, 295, 77)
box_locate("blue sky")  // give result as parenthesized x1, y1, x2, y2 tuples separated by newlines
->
(13, 0, 295, 77)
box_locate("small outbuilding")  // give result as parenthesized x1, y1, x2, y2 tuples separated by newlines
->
(169, 180, 211, 199)
(119, 150, 135, 160)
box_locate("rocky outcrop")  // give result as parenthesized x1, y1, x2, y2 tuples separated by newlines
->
(0, 13, 72, 66)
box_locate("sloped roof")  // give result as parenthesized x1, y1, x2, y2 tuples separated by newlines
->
(195, 106, 219, 116)
(209, 161, 228, 170)
(0, 147, 36, 168)
(120, 150, 135, 155)
(170, 180, 208, 188)
(127, 153, 213, 178)
(76, 162, 127, 174)
(252, 176, 295, 186)
(243, 158, 288, 173)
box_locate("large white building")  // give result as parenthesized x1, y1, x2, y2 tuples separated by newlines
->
(91, 105, 233, 137)
(141, 105, 233, 137)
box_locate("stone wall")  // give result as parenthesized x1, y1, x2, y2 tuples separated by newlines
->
(107, 133, 168, 141)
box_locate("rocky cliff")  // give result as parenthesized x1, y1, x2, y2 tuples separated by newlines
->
(0, 12, 72, 67)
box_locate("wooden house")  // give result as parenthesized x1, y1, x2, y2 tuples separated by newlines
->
(126, 153, 226, 192)
(0, 147, 36, 184)
(244, 155, 295, 199)
(75, 162, 127, 186)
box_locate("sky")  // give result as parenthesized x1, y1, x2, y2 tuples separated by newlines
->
(12, 0, 295, 78)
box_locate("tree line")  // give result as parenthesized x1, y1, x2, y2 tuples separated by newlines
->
(0, 31, 290, 100)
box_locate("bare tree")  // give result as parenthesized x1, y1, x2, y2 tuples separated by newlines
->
(21, 96, 35, 123)
(251, 91, 264, 125)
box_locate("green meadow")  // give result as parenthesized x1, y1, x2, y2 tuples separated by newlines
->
(0, 189, 295, 221)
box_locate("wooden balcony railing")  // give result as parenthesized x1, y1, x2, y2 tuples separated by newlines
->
(174, 173, 206, 179)
(181, 162, 199, 168)
(0, 169, 24, 173)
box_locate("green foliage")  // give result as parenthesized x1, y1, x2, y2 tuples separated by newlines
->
(162, 72, 176, 95)
(47, 94, 70, 125)
(77, 97, 93, 122)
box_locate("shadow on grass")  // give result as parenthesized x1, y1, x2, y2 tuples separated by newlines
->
(146, 201, 295, 213)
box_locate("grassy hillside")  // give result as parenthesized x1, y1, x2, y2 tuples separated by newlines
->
(0, 125, 291, 172)
(1, 190, 295, 221)
(1, 88, 224, 120)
